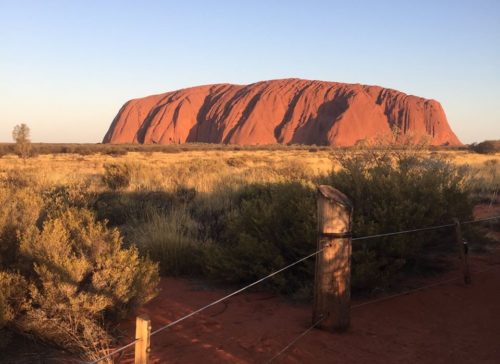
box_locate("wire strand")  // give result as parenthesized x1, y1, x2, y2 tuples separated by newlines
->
(88, 339, 137, 364)
(264, 315, 326, 364)
(462, 215, 500, 224)
(351, 223, 456, 241)
(350, 215, 500, 242)
(150, 248, 326, 337)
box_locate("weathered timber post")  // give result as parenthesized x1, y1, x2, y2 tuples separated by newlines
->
(134, 315, 151, 364)
(313, 185, 353, 331)
(453, 218, 471, 284)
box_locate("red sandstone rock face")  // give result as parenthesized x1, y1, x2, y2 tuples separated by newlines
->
(103, 79, 461, 146)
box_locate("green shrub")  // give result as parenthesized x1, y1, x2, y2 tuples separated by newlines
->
(174, 186, 197, 204)
(0, 272, 28, 349)
(0, 187, 43, 269)
(105, 148, 128, 157)
(226, 157, 247, 167)
(470, 140, 500, 154)
(189, 188, 236, 244)
(95, 190, 175, 226)
(0, 272, 28, 328)
(328, 150, 473, 291)
(204, 182, 317, 294)
(102, 163, 131, 190)
(42, 182, 95, 213)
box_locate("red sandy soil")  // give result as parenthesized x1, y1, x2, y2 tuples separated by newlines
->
(112, 205, 500, 364)
(103, 79, 461, 147)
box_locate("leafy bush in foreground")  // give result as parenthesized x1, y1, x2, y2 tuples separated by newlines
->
(0, 184, 159, 360)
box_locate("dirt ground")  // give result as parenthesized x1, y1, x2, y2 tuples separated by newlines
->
(111, 205, 500, 364)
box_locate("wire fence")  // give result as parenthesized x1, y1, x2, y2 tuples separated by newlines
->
(89, 215, 500, 364)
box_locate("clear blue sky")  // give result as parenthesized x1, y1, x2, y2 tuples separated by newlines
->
(1, 0, 499, 143)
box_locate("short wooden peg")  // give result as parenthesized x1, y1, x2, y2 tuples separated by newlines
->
(134, 315, 151, 364)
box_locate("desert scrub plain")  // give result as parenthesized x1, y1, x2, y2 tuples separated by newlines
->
(0, 144, 498, 361)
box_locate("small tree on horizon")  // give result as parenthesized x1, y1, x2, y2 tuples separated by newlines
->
(12, 123, 32, 159)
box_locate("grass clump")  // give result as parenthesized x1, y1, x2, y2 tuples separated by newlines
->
(102, 163, 131, 190)
(130, 207, 203, 276)
(467, 159, 499, 202)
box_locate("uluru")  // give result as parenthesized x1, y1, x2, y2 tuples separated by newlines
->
(103, 79, 461, 146)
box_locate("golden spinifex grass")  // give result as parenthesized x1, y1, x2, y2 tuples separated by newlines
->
(0, 149, 497, 193)
(0, 149, 334, 192)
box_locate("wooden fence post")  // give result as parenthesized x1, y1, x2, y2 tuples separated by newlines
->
(134, 315, 151, 364)
(313, 185, 353, 332)
(453, 218, 471, 284)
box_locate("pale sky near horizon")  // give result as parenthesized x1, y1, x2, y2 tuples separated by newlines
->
(1, 0, 499, 144)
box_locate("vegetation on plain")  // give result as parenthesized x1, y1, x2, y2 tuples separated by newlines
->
(0, 143, 498, 359)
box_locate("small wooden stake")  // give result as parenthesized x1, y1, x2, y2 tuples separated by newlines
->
(454, 218, 471, 284)
(313, 185, 353, 331)
(134, 315, 151, 364)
